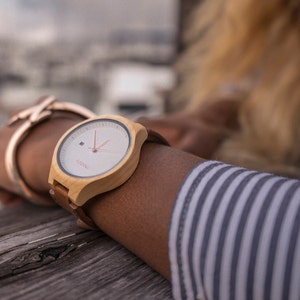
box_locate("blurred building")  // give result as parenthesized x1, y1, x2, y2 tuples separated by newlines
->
(0, 0, 179, 122)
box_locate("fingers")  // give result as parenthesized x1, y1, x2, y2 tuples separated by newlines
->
(178, 124, 226, 158)
(137, 115, 184, 146)
(195, 98, 241, 130)
(0, 188, 25, 208)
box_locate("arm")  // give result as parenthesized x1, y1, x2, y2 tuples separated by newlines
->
(138, 98, 240, 158)
(170, 161, 300, 300)
(0, 107, 203, 280)
(86, 143, 201, 279)
(1, 101, 300, 300)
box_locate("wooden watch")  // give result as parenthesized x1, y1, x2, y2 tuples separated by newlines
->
(48, 114, 169, 229)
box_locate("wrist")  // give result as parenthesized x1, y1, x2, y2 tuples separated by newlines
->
(83, 142, 202, 278)
(18, 115, 83, 194)
(2, 96, 96, 204)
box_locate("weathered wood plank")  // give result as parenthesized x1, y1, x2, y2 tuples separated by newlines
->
(0, 203, 172, 299)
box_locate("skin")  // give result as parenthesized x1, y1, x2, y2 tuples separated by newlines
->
(0, 98, 237, 279)
(138, 98, 240, 158)
(0, 112, 202, 279)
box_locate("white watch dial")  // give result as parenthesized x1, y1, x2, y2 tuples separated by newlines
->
(58, 119, 130, 177)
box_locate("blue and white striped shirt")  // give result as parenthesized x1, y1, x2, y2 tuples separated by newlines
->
(169, 161, 300, 300)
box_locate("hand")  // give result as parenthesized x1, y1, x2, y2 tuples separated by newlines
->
(138, 98, 240, 159)
(0, 105, 84, 206)
(0, 188, 25, 207)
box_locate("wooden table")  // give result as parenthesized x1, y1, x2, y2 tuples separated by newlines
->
(0, 203, 172, 299)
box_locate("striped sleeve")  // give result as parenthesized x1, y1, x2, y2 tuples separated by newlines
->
(169, 161, 300, 300)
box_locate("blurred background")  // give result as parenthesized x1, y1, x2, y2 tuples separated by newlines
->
(0, 0, 186, 123)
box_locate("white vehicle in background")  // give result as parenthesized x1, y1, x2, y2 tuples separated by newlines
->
(95, 62, 175, 120)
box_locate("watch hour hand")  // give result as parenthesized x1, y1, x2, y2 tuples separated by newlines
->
(88, 130, 98, 152)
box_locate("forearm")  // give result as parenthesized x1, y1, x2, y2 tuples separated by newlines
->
(0, 109, 203, 280)
(85, 143, 202, 280)
(0, 114, 84, 197)
(18, 116, 83, 193)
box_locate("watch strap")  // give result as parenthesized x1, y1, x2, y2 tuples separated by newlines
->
(146, 129, 170, 146)
(49, 184, 98, 230)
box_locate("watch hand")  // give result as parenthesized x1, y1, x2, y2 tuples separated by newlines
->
(93, 130, 97, 152)
(88, 130, 97, 152)
(96, 139, 110, 150)
(97, 149, 121, 154)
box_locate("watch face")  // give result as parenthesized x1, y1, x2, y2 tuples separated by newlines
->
(57, 118, 131, 177)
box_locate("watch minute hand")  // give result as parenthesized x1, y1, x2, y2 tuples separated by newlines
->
(96, 139, 110, 150)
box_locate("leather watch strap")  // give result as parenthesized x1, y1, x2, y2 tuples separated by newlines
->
(146, 129, 170, 146)
(49, 184, 98, 230)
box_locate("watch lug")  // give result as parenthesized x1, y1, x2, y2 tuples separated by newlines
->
(50, 183, 97, 230)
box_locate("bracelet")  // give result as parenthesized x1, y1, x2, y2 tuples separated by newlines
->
(5, 95, 96, 205)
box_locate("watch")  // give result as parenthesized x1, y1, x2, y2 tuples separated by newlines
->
(48, 114, 169, 229)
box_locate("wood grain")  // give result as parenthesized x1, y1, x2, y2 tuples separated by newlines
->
(0, 203, 172, 299)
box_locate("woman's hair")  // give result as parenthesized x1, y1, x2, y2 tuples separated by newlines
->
(176, 0, 300, 178)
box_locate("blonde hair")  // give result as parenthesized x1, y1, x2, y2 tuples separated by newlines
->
(176, 0, 300, 178)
